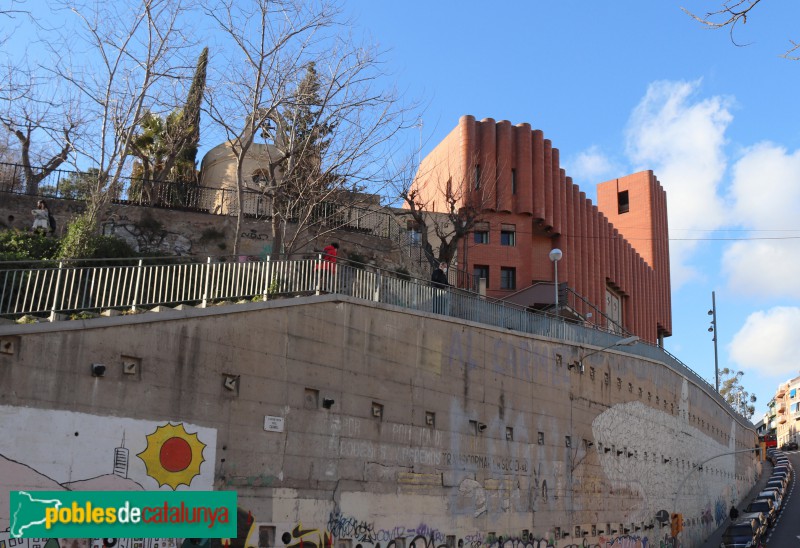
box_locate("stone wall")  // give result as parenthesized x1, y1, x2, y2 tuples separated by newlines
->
(0, 192, 428, 277)
(0, 295, 759, 547)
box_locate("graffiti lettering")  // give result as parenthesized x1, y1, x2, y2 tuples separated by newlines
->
(398, 447, 443, 466)
(327, 512, 376, 542)
(444, 452, 490, 469)
(241, 230, 269, 240)
(391, 424, 442, 447)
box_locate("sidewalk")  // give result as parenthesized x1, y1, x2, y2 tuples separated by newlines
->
(699, 458, 773, 547)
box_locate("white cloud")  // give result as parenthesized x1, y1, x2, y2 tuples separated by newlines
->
(566, 145, 619, 185)
(723, 240, 800, 299)
(722, 143, 800, 298)
(625, 79, 733, 287)
(729, 307, 800, 379)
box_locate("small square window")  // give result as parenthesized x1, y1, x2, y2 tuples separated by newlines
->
(500, 267, 516, 290)
(474, 231, 489, 244)
(425, 411, 436, 427)
(505, 427, 513, 441)
(304, 388, 319, 409)
(537, 431, 544, 445)
(500, 229, 516, 246)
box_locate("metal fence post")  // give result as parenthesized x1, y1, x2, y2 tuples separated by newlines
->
(131, 259, 143, 312)
(315, 254, 323, 295)
(262, 256, 271, 301)
(373, 270, 381, 302)
(202, 257, 212, 308)
(49, 261, 64, 322)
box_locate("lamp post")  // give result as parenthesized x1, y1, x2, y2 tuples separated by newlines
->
(672, 446, 761, 534)
(578, 335, 639, 372)
(549, 248, 563, 311)
(708, 291, 719, 392)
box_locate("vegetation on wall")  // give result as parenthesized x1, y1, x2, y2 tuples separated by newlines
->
(0, 224, 139, 263)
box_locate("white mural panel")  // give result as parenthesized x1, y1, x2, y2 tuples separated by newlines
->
(0, 405, 217, 533)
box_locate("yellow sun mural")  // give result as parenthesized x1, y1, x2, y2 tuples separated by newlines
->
(137, 422, 206, 489)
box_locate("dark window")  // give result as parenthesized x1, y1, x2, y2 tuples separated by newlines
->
(500, 267, 516, 290)
(511, 169, 517, 194)
(500, 229, 515, 246)
(474, 231, 489, 244)
(474, 265, 489, 286)
(475, 164, 481, 189)
(618, 190, 630, 214)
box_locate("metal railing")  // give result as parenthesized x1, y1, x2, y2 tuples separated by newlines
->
(0, 161, 406, 242)
(0, 255, 752, 427)
(0, 255, 752, 426)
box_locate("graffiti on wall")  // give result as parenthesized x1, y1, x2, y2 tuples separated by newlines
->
(234, 514, 678, 548)
(101, 216, 192, 255)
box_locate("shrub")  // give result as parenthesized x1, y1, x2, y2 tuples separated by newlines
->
(57, 212, 98, 260)
(0, 230, 60, 262)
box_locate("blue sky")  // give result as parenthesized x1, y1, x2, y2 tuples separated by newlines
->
(345, 1, 800, 419)
(3, 1, 799, 420)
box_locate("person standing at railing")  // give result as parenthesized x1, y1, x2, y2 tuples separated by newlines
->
(431, 262, 450, 315)
(322, 242, 339, 268)
(316, 242, 339, 292)
(31, 200, 51, 234)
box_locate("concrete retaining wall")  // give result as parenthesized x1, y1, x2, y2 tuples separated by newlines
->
(0, 296, 759, 547)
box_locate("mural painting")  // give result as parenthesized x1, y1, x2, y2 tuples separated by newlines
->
(0, 405, 217, 536)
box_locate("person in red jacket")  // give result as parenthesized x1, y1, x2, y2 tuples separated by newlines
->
(322, 242, 339, 268)
(317, 242, 339, 292)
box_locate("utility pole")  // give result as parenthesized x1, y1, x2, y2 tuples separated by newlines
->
(708, 291, 720, 392)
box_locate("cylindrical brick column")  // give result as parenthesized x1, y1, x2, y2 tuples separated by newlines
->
(543, 140, 554, 230)
(532, 130, 545, 220)
(496, 120, 513, 212)
(514, 124, 533, 215)
(572, 186, 583, 313)
(459, 115, 476, 204)
(564, 182, 576, 291)
(551, 148, 561, 235)
(479, 118, 497, 211)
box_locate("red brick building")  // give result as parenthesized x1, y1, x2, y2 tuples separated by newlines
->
(415, 115, 671, 344)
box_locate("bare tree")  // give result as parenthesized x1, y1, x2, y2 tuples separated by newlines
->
(46, 0, 196, 257)
(0, 63, 80, 194)
(397, 155, 498, 269)
(204, 0, 411, 257)
(682, 0, 800, 59)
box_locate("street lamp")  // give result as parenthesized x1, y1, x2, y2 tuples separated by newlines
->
(708, 291, 719, 392)
(549, 248, 563, 311)
(576, 335, 640, 372)
(672, 446, 761, 533)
